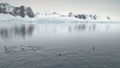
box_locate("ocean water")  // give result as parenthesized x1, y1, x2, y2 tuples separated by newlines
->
(0, 22, 120, 68)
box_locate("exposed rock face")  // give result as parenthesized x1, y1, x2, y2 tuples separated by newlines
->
(74, 14, 87, 20)
(19, 6, 25, 17)
(68, 12, 111, 21)
(68, 12, 73, 17)
(68, 12, 99, 20)
(25, 7, 34, 18)
(0, 3, 34, 18)
(0, 3, 14, 14)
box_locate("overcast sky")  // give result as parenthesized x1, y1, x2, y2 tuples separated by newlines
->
(0, 0, 120, 20)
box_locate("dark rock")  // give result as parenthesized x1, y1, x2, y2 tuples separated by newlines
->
(0, 3, 35, 18)
(25, 7, 34, 18)
(74, 14, 87, 19)
(93, 15, 97, 20)
(19, 6, 25, 17)
(107, 16, 111, 20)
(68, 12, 73, 17)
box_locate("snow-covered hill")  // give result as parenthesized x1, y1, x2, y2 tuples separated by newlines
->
(0, 3, 117, 23)
(0, 14, 114, 23)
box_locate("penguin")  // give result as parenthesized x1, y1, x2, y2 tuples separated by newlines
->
(92, 46, 95, 50)
(5, 46, 8, 53)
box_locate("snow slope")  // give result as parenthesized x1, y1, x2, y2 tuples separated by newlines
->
(0, 13, 118, 23)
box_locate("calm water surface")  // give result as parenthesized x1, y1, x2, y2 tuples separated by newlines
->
(0, 22, 120, 68)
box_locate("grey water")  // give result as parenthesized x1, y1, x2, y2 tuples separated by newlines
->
(0, 22, 120, 68)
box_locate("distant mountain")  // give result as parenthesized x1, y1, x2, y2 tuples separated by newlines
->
(0, 3, 35, 18)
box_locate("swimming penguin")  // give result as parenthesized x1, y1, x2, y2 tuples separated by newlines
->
(5, 46, 8, 53)
(92, 46, 95, 50)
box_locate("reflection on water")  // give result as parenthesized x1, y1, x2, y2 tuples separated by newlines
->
(69, 23, 110, 32)
(0, 24, 34, 39)
(74, 24, 86, 31)
(36, 23, 111, 34)
(0, 23, 120, 39)
(0, 22, 120, 68)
